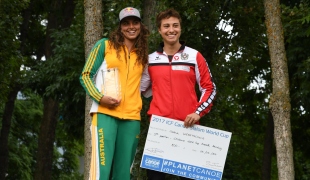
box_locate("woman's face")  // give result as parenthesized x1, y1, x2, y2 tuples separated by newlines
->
(120, 17, 141, 41)
(158, 17, 181, 46)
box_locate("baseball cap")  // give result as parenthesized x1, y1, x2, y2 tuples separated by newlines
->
(119, 7, 141, 22)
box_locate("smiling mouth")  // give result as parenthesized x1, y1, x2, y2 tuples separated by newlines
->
(167, 34, 176, 38)
(127, 31, 136, 34)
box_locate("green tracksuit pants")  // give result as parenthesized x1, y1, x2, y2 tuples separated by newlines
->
(89, 113, 140, 180)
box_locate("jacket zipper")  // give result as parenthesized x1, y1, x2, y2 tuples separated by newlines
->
(122, 49, 131, 118)
(169, 54, 175, 118)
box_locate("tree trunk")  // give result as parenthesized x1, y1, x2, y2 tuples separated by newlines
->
(143, 0, 160, 48)
(261, 111, 274, 180)
(83, 0, 103, 179)
(0, 85, 20, 180)
(34, 0, 75, 179)
(263, 0, 294, 179)
(34, 98, 59, 180)
(142, 0, 157, 32)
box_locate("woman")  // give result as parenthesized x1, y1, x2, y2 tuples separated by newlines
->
(80, 7, 149, 180)
(141, 8, 216, 180)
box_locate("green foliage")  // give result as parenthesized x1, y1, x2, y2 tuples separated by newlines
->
(1, 0, 85, 178)
(2, 0, 310, 179)
(5, 90, 42, 180)
(49, 28, 86, 140)
(4, 89, 84, 179)
(52, 119, 84, 180)
(25, 0, 86, 139)
(0, 0, 29, 102)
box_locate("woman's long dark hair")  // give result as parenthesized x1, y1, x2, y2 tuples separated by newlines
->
(108, 22, 150, 69)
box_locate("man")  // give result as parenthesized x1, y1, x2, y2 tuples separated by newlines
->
(141, 8, 216, 180)
(80, 7, 149, 180)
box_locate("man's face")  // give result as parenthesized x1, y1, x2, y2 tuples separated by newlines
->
(158, 17, 181, 45)
(120, 17, 141, 41)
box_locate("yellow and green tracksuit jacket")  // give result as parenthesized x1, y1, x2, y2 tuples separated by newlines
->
(80, 38, 143, 120)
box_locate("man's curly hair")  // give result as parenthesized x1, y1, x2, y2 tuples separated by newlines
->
(108, 22, 150, 69)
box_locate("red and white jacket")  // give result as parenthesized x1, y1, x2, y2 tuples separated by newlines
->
(141, 43, 216, 122)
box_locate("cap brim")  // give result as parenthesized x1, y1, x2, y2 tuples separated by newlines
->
(120, 16, 141, 22)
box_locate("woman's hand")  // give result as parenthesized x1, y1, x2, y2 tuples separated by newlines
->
(184, 113, 200, 127)
(99, 96, 121, 108)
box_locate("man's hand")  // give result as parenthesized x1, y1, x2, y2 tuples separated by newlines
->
(99, 96, 121, 108)
(184, 113, 200, 128)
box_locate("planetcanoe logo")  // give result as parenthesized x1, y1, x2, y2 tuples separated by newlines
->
(145, 157, 160, 168)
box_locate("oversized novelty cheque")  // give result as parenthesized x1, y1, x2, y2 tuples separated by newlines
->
(140, 115, 232, 180)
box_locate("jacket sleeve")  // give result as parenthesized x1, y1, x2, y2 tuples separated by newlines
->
(79, 38, 108, 104)
(140, 65, 152, 98)
(195, 52, 216, 117)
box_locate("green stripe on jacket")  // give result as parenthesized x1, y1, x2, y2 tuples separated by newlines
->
(80, 38, 108, 103)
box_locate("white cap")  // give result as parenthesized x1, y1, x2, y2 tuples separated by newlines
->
(119, 7, 141, 22)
